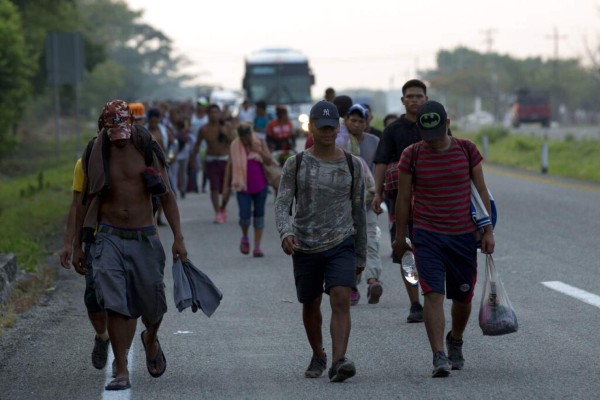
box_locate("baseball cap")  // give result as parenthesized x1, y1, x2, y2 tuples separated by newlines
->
(197, 96, 209, 106)
(416, 101, 448, 140)
(347, 104, 369, 120)
(99, 99, 133, 141)
(310, 100, 340, 129)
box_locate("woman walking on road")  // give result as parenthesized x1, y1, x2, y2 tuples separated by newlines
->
(223, 123, 274, 257)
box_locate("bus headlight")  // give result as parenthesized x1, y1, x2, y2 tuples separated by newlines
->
(298, 113, 309, 123)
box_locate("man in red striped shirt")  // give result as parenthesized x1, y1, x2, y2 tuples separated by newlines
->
(392, 101, 495, 378)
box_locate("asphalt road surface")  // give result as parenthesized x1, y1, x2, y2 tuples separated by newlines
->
(1, 161, 599, 400)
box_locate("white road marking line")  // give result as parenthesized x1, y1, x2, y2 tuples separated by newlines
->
(541, 281, 600, 309)
(102, 331, 136, 400)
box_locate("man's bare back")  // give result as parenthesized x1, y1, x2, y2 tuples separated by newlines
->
(99, 141, 155, 228)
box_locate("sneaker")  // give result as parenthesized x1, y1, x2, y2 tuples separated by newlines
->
(446, 331, 465, 370)
(240, 236, 250, 254)
(366, 281, 383, 304)
(328, 357, 356, 382)
(91, 337, 110, 369)
(350, 289, 360, 306)
(252, 248, 264, 257)
(432, 351, 451, 377)
(220, 210, 228, 222)
(407, 302, 423, 323)
(304, 354, 327, 378)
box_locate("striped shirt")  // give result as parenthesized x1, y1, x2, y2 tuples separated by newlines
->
(398, 138, 482, 235)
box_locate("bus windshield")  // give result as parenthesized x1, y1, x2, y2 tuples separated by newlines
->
(246, 75, 312, 105)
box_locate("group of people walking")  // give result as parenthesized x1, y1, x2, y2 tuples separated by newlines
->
(59, 78, 495, 390)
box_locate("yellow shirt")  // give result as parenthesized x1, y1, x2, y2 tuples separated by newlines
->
(72, 159, 84, 193)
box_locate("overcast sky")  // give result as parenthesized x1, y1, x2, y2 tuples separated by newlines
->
(126, 0, 600, 97)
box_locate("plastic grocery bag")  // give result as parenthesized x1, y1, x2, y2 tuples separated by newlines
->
(478, 254, 518, 336)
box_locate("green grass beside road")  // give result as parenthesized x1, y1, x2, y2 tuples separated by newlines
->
(457, 125, 600, 183)
(0, 139, 78, 272)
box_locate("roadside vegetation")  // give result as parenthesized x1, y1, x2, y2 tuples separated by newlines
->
(0, 136, 81, 333)
(457, 125, 600, 183)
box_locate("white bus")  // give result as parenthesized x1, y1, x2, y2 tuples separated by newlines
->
(242, 48, 315, 133)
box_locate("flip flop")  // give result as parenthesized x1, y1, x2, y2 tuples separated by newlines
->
(140, 330, 167, 378)
(105, 376, 131, 391)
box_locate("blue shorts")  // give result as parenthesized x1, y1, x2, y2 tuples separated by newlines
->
(292, 236, 357, 304)
(412, 228, 478, 304)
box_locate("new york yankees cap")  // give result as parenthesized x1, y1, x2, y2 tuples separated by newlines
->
(99, 99, 133, 141)
(309, 100, 340, 129)
(416, 100, 448, 140)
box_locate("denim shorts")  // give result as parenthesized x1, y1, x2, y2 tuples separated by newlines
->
(412, 228, 478, 303)
(292, 236, 357, 304)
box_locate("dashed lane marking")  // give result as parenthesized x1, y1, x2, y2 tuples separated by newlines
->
(541, 281, 600, 309)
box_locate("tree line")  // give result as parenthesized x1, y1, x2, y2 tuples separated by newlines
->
(0, 0, 191, 157)
(420, 46, 600, 124)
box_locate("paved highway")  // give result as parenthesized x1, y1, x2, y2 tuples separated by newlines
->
(1, 160, 599, 399)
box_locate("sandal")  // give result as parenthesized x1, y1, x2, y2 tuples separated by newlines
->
(105, 376, 131, 391)
(240, 236, 250, 255)
(140, 330, 167, 378)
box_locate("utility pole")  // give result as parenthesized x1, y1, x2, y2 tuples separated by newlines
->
(481, 28, 498, 120)
(481, 28, 497, 54)
(545, 27, 567, 122)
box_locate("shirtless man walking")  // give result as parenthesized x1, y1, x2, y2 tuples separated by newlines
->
(72, 100, 187, 391)
(192, 104, 234, 223)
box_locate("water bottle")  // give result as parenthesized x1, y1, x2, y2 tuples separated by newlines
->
(401, 238, 418, 286)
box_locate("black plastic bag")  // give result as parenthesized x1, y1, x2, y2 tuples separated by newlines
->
(479, 254, 518, 336)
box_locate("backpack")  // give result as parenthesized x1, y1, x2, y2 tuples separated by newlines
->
(81, 124, 168, 210)
(288, 150, 355, 216)
(409, 138, 497, 229)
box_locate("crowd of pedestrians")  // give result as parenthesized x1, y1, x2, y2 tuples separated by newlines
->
(59, 79, 495, 389)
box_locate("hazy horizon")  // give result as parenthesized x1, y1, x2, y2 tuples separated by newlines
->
(125, 0, 600, 97)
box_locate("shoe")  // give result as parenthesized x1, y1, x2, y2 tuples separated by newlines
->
(253, 248, 264, 257)
(91, 337, 110, 369)
(328, 357, 356, 382)
(432, 351, 451, 377)
(220, 210, 228, 222)
(240, 236, 250, 254)
(214, 212, 224, 224)
(350, 289, 360, 306)
(446, 331, 465, 370)
(367, 281, 383, 304)
(407, 302, 423, 323)
(304, 353, 327, 378)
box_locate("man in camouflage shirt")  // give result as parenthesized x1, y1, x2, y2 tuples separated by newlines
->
(275, 100, 366, 383)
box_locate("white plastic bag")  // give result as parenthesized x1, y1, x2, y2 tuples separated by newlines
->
(479, 254, 518, 336)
